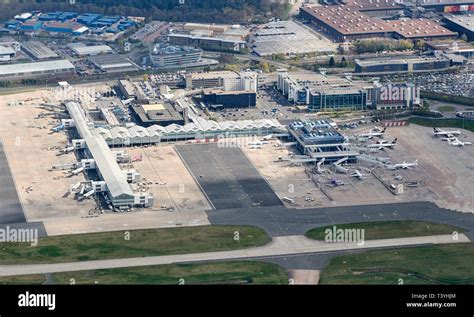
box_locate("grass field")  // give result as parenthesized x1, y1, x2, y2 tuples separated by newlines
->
(0, 261, 289, 285)
(409, 117, 474, 133)
(0, 274, 46, 285)
(51, 261, 289, 285)
(305, 220, 464, 241)
(0, 225, 269, 265)
(320, 243, 474, 285)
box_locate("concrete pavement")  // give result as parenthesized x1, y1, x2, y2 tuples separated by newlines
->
(0, 233, 469, 277)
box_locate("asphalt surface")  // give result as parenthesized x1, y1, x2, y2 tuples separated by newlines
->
(206, 201, 474, 240)
(176, 143, 282, 209)
(0, 141, 26, 224)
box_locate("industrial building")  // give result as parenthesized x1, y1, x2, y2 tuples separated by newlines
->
(0, 46, 16, 62)
(443, 14, 474, 41)
(288, 119, 358, 163)
(185, 71, 258, 92)
(130, 102, 185, 127)
(354, 55, 453, 74)
(300, 5, 457, 42)
(92, 115, 286, 145)
(203, 90, 257, 109)
(89, 55, 139, 73)
(0, 59, 75, 79)
(6, 11, 136, 38)
(149, 44, 206, 69)
(21, 41, 58, 60)
(65, 102, 153, 209)
(67, 43, 113, 56)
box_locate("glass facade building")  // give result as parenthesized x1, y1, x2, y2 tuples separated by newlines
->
(308, 89, 367, 112)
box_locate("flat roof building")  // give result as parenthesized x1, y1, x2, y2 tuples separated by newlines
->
(288, 119, 358, 162)
(89, 54, 139, 73)
(203, 89, 257, 108)
(300, 5, 457, 42)
(150, 44, 203, 69)
(67, 43, 113, 56)
(130, 102, 185, 127)
(355, 55, 452, 74)
(21, 41, 58, 60)
(443, 14, 474, 41)
(0, 59, 74, 79)
(426, 39, 474, 59)
(0, 45, 16, 62)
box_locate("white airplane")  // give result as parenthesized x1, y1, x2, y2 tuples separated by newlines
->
(68, 166, 85, 177)
(351, 170, 369, 179)
(248, 140, 269, 146)
(262, 134, 274, 141)
(367, 138, 397, 150)
(57, 146, 75, 156)
(356, 127, 386, 139)
(448, 138, 472, 147)
(316, 158, 326, 174)
(249, 144, 262, 149)
(387, 160, 418, 170)
(433, 127, 461, 138)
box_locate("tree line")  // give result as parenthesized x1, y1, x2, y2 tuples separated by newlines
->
(0, 0, 286, 24)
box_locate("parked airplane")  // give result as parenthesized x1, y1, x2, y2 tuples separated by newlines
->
(433, 127, 461, 138)
(249, 144, 263, 149)
(350, 170, 369, 179)
(387, 160, 418, 170)
(356, 127, 386, 139)
(262, 134, 274, 141)
(248, 140, 269, 146)
(51, 124, 65, 133)
(68, 166, 85, 177)
(367, 138, 397, 150)
(448, 138, 472, 147)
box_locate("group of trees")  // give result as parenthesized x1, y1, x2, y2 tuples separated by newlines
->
(0, 0, 286, 23)
(353, 38, 414, 54)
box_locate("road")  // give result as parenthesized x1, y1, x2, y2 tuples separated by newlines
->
(207, 201, 474, 240)
(0, 234, 468, 277)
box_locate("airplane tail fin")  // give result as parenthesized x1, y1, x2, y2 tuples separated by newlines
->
(393, 138, 398, 144)
(382, 127, 387, 133)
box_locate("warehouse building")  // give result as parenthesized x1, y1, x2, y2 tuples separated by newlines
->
(443, 14, 474, 41)
(21, 41, 58, 60)
(130, 102, 185, 127)
(67, 43, 113, 56)
(354, 55, 452, 74)
(203, 89, 257, 109)
(0, 46, 16, 62)
(300, 5, 457, 42)
(66, 102, 153, 209)
(0, 59, 74, 79)
(288, 119, 358, 163)
(89, 55, 139, 73)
